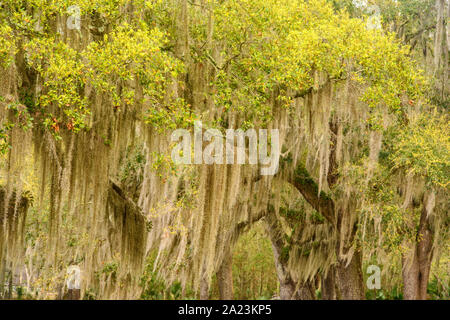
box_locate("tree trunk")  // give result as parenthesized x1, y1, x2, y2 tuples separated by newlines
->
(402, 195, 434, 300)
(265, 212, 300, 300)
(270, 240, 296, 299)
(321, 266, 337, 300)
(278, 275, 297, 300)
(434, 0, 445, 74)
(217, 247, 234, 300)
(63, 289, 81, 300)
(336, 251, 365, 300)
(200, 275, 210, 300)
(297, 280, 316, 300)
(267, 223, 315, 300)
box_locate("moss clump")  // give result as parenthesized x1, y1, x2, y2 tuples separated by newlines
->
(280, 246, 290, 263)
(294, 164, 333, 203)
(279, 206, 306, 220)
(311, 210, 325, 223)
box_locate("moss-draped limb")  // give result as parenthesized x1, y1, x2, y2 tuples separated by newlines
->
(290, 164, 335, 225)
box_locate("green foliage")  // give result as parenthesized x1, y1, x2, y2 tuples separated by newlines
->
(344, 159, 415, 252)
(144, 97, 195, 131)
(150, 151, 177, 178)
(427, 276, 449, 300)
(374, 0, 435, 28)
(364, 275, 449, 300)
(0, 0, 428, 136)
(1, 0, 187, 139)
(85, 23, 181, 107)
(83, 288, 97, 300)
(279, 206, 305, 221)
(365, 287, 403, 300)
(0, 121, 14, 154)
(140, 253, 195, 300)
(228, 223, 278, 300)
(390, 113, 450, 188)
(119, 145, 146, 199)
(280, 246, 290, 263)
(26, 37, 88, 115)
(99, 261, 118, 276)
(140, 272, 183, 300)
(0, 24, 16, 67)
(188, 0, 425, 128)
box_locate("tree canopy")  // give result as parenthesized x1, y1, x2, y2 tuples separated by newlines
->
(0, 0, 448, 300)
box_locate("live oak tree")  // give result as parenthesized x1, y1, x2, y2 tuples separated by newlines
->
(0, 0, 447, 300)
(338, 0, 449, 300)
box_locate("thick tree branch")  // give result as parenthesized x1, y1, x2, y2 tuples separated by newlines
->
(290, 164, 335, 224)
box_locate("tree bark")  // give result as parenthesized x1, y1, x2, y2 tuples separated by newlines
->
(265, 211, 297, 299)
(217, 247, 234, 300)
(402, 193, 434, 300)
(336, 250, 365, 300)
(321, 267, 337, 300)
(200, 275, 210, 300)
(268, 231, 296, 299)
(277, 272, 297, 300)
(297, 280, 316, 300)
(434, 0, 445, 74)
